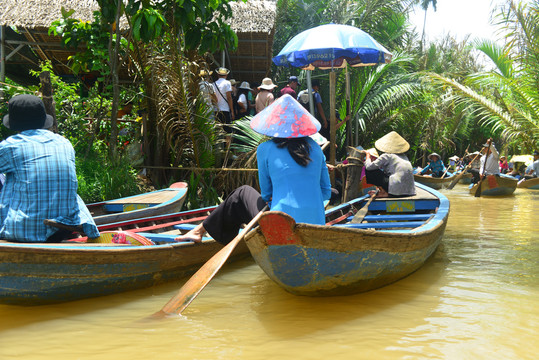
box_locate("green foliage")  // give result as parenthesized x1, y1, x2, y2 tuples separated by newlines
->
(76, 151, 139, 202)
(425, 1, 539, 153)
(50, 10, 113, 78)
(184, 172, 221, 209)
(230, 117, 267, 153)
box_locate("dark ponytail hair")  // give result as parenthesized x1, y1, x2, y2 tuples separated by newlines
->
(273, 137, 312, 167)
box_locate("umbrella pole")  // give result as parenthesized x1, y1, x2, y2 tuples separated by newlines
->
(306, 70, 315, 115)
(345, 65, 351, 148)
(329, 70, 337, 185)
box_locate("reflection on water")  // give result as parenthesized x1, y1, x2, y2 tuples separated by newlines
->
(0, 187, 537, 359)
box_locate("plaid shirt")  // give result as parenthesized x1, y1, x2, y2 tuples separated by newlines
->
(0, 130, 99, 242)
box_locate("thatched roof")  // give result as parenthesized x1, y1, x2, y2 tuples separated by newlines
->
(0, 0, 276, 85)
(0, 0, 276, 34)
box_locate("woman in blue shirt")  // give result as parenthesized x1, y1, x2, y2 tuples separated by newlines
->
(420, 153, 446, 177)
(175, 95, 331, 245)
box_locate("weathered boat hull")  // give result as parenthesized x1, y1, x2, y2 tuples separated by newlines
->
(89, 182, 188, 225)
(0, 207, 249, 305)
(517, 177, 539, 189)
(459, 172, 473, 184)
(414, 174, 454, 190)
(244, 184, 449, 296)
(469, 174, 518, 196)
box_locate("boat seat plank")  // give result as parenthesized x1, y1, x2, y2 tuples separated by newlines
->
(373, 186, 438, 201)
(368, 200, 439, 212)
(335, 221, 425, 229)
(174, 224, 198, 231)
(105, 189, 178, 204)
(346, 214, 432, 222)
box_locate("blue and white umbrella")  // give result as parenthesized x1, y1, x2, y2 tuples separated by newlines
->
(271, 23, 392, 166)
(272, 23, 392, 70)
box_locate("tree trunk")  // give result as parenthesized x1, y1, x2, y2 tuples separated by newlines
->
(108, 0, 123, 159)
(39, 71, 57, 132)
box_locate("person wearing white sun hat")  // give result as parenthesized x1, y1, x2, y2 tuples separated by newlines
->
(236, 81, 252, 117)
(255, 77, 277, 113)
(364, 131, 416, 198)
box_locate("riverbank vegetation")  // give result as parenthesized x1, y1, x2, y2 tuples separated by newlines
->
(1, 0, 537, 207)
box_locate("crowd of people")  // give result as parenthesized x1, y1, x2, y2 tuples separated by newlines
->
(198, 68, 334, 140)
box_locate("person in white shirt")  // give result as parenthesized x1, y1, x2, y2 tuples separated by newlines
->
(525, 150, 539, 178)
(470, 139, 499, 183)
(213, 67, 235, 128)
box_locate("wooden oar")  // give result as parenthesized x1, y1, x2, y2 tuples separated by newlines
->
(447, 148, 485, 190)
(151, 205, 269, 318)
(350, 188, 378, 224)
(475, 139, 492, 198)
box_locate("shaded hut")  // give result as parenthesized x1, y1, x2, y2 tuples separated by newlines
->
(0, 0, 276, 87)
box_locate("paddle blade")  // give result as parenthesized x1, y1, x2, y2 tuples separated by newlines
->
(350, 190, 377, 223)
(474, 181, 483, 197)
(151, 205, 268, 318)
(447, 172, 464, 190)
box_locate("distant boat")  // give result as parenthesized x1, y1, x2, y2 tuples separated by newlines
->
(0, 205, 252, 305)
(88, 182, 188, 225)
(469, 174, 518, 196)
(414, 174, 454, 190)
(517, 177, 539, 190)
(244, 183, 449, 296)
(459, 172, 473, 184)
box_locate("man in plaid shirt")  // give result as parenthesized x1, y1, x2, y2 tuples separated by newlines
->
(0, 95, 99, 242)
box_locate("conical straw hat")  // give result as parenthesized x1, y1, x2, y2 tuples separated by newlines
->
(250, 94, 320, 138)
(374, 131, 409, 154)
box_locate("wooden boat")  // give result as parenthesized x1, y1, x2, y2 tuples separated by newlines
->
(0, 205, 250, 305)
(88, 182, 188, 225)
(469, 174, 518, 196)
(459, 172, 473, 184)
(243, 183, 449, 296)
(413, 174, 454, 190)
(517, 177, 539, 189)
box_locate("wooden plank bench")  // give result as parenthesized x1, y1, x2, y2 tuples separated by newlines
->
(334, 221, 426, 229)
(346, 214, 432, 222)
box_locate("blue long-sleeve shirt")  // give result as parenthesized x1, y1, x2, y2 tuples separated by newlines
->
(420, 159, 446, 176)
(257, 137, 331, 225)
(0, 130, 99, 242)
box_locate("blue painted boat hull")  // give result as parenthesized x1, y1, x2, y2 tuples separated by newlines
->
(0, 207, 249, 305)
(244, 184, 449, 296)
(469, 174, 518, 196)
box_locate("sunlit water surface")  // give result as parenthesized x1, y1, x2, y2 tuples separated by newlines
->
(0, 186, 537, 360)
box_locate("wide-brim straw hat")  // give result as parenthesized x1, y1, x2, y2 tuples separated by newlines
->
(428, 152, 441, 161)
(3, 94, 53, 131)
(258, 77, 277, 90)
(366, 148, 380, 158)
(250, 94, 320, 138)
(239, 81, 252, 90)
(215, 67, 230, 76)
(374, 131, 409, 154)
(199, 69, 212, 77)
(449, 155, 460, 161)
